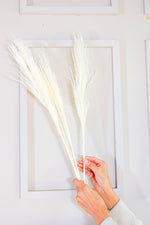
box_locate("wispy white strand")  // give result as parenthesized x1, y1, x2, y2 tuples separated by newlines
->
(37, 53, 80, 178)
(8, 38, 80, 180)
(71, 33, 92, 183)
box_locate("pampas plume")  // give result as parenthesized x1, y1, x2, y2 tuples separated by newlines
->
(71, 33, 92, 182)
(8, 38, 80, 180)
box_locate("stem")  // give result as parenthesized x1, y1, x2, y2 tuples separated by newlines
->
(59, 113, 81, 179)
(62, 138, 80, 180)
(47, 104, 80, 179)
(53, 102, 80, 179)
(60, 128, 80, 179)
(82, 126, 86, 183)
(68, 138, 81, 180)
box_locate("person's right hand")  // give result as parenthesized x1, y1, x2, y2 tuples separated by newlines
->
(78, 156, 119, 210)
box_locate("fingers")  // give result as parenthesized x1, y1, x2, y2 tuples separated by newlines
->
(78, 160, 95, 178)
(76, 196, 86, 207)
(74, 179, 91, 194)
(78, 166, 94, 178)
(78, 160, 98, 174)
(78, 162, 93, 172)
(77, 164, 99, 189)
(84, 160, 99, 173)
(73, 179, 85, 191)
(90, 175, 100, 190)
(81, 156, 104, 167)
(78, 162, 92, 172)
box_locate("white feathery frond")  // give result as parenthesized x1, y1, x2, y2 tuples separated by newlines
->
(37, 53, 80, 178)
(8, 38, 80, 180)
(71, 33, 92, 182)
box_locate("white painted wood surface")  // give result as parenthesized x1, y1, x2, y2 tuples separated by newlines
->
(146, 41, 150, 176)
(0, 0, 150, 224)
(20, 40, 123, 198)
(144, 0, 150, 15)
(20, 0, 119, 14)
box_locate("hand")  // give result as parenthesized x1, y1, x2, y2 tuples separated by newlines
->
(78, 156, 119, 210)
(73, 179, 109, 225)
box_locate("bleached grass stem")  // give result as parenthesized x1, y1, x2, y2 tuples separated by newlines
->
(71, 33, 92, 183)
(82, 128, 86, 183)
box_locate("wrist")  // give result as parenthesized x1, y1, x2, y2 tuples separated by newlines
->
(93, 212, 109, 225)
(101, 187, 119, 210)
(105, 189, 119, 210)
(93, 205, 109, 225)
(93, 214, 109, 225)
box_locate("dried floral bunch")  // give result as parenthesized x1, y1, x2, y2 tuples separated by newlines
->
(8, 33, 92, 182)
(8, 38, 81, 179)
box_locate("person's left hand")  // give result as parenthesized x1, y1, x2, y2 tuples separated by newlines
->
(73, 179, 109, 225)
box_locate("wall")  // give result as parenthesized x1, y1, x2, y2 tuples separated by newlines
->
(0, 0, 150, 224)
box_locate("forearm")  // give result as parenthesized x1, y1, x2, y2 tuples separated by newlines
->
(99, 186, 119, 210)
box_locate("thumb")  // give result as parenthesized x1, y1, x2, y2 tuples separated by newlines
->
(85, 160, 98, 174)
(73, 179, 84, 191)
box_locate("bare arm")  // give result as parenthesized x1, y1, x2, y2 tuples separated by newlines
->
(78, 156, 119, 210)
(78, 156, 143, 225)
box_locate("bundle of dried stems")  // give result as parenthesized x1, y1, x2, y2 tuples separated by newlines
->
(8, 38, 81, 179)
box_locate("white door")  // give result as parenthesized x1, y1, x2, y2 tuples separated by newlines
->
(0, 0, 150, 225)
